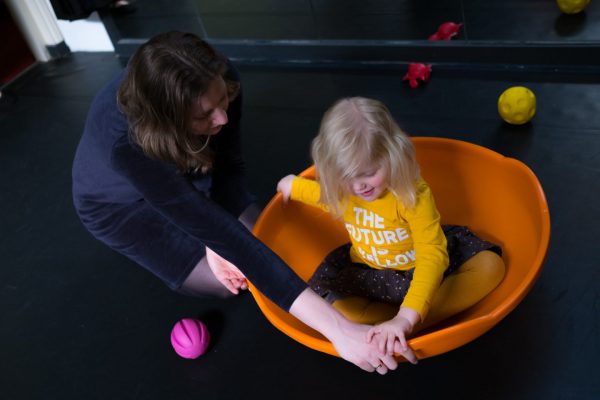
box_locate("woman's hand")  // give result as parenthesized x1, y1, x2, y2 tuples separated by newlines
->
(276, 175, 296, 203)
(330, 321, 399, 375)
(366, 306, 419, 364)
(205, 246, 248, 294)
(289, 288, 397, 374)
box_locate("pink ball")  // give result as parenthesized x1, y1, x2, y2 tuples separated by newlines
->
(170, 318, 210, 359)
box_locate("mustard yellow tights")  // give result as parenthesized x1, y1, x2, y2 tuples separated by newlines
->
(331, 250, 505, 331)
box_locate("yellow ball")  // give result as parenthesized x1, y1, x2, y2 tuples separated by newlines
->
(556, 0, 590, 14)
(497, 86, 537, 125)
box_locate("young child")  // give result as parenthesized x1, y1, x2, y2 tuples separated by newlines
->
(277, 97, 503, 359)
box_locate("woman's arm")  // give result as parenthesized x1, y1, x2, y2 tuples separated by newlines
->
(111, 137, 306, 310)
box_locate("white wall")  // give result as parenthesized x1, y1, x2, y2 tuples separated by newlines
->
(56, 11, 114, 52)
(5, 0, 115, 61)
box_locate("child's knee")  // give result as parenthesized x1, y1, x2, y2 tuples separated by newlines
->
(332, 296, 398, 325)
(463, 250, 506, 289)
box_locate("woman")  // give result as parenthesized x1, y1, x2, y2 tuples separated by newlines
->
(71, 31, 407, 373)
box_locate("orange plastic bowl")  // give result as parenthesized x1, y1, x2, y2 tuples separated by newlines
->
(249, 137, 550, 360)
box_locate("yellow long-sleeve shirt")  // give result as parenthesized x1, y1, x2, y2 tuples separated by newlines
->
(291, 177, 449, 320)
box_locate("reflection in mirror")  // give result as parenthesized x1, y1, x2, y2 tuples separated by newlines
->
(100, 0, 600, 67)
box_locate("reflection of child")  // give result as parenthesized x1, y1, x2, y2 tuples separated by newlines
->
(277, 97, 504, 360)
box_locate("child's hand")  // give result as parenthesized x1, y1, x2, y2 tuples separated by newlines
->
(367, 307, 420, 364)
(367, 316, 415, 361)
(276, 174, 296, 203)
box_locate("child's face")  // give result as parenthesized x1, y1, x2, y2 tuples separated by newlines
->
(347, 166, 388, 201)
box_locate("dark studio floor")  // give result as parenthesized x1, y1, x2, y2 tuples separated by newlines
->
(1, 2, 600, 399)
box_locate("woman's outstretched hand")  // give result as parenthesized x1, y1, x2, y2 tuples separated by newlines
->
(205, 246, 248, 294)
(276, 174, 296, 203)
(289, 288, 398, 374)
(329, 321, 399, 375)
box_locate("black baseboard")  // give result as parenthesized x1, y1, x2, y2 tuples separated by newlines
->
(47, 41, 71, 59)
(108, 38, 600, 74)
(207, 39, 600, 69)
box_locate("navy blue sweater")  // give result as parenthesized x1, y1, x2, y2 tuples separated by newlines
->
(72, 68, 306, 311)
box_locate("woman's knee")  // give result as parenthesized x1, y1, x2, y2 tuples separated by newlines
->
(177, 281, 235, 299)
(177, 256, 236, 299)
(238, 203, 261, 231)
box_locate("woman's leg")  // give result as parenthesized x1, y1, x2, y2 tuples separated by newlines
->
(178, 203, 261, 298)
(177, 256, 234, 298)
(237, 202, 261, 231)
(419, 250, 505, 330)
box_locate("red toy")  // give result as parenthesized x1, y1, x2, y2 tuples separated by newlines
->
(429, 22, 463, 41)
(402, 63, 432, 89)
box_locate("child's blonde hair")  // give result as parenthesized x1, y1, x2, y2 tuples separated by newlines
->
(311, 97, 420, 217)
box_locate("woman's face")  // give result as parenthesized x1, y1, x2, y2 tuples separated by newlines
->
(189, 77, 229, 136)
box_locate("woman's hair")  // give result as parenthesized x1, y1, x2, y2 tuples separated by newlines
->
(311, 97, 420, 217)
(117, 31, 239, 173)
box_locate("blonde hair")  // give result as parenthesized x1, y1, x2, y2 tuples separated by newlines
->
(311, 97, 420, 217)
(117, 31, 239, 174)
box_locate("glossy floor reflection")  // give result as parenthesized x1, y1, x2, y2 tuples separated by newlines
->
(1, 52, 599, 399)
(107, 0, 600, 41)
